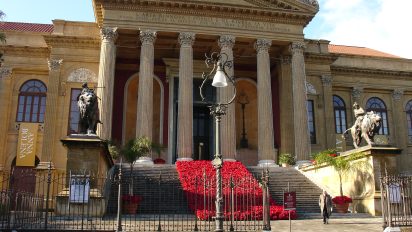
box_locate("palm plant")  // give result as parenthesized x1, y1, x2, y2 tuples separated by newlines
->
(314, 150, 369, 197)
(0, 10, 5, 43)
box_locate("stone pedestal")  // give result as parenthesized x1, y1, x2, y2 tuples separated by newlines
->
(55, 188, 106, 217)
(61, 136, 114, 175)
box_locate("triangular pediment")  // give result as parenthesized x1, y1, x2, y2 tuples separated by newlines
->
(94, 0, 319, 26)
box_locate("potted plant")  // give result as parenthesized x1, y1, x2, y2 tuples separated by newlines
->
(314, 150, 368, 213)
(278, 153, 295, 167)
(121, 136, 163, 214)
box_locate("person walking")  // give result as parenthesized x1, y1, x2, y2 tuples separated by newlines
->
(319, 190, 332, 224)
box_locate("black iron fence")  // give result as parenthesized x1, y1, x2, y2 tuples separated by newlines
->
(381, 173, 412, 229)
(0, 164, 272, 231)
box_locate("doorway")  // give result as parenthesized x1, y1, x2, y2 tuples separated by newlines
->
(193, 105, 213, 160)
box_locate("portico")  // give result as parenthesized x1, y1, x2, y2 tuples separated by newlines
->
(93, 0, 318, 164)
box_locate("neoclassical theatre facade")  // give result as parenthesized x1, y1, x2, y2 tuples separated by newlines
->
(0, 0, 411, 173)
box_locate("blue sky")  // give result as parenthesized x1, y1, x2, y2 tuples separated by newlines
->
(2, 0, 411, 58)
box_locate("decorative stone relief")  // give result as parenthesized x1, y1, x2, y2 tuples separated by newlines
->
(178, 32, 196, 47)
(218, 35, 235, 49)
(254, 39, 271, 54)
(299, 0, 319, 8)
(100, 27, 118, 42)
(48, 59, 63, 71)
(0, 67, 12, 79)
(352, 87, 363, 101)
(306, 81, 317, 95)
(392, 89, 404, 101)
(67, 68, 98, 83)
(290, 42, 306, 55)
(321, 75, 333, 87)
(140, 30, 157, 45)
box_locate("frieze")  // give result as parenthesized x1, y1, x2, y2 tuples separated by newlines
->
(140, 30, 157, 45)
(67, 68, 97, 83)
(392, 89, 404, 101)
(116, 11, 293, 35)
(178, 32, 196, 47)
(218, 35, 235, 49)
(48, 59, 63, 71)
(254, 39, 271, 54)
(298, 0, 319, 8)
(0, 67, 12, 79)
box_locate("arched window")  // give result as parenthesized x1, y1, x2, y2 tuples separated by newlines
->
(333, 95, 347, 134)
(16, 80, 47, 123)
(405, 100, 412, 140)
(366, 97, 389, 135)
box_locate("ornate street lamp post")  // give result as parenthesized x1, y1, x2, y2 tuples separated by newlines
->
(238, 91, 249, 148)
(200, 52, 236, 232)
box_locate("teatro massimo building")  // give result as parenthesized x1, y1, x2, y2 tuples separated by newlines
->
(0, 0, 411, 174)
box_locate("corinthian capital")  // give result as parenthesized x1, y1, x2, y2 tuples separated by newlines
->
(178, 32, 195, 47)
(290, 42, 306, 55)
(321, 75, 333, 86)
(392, 89, 404, 101)
(48, 59, 63, 71)
(100, 27, 118, 42)
(140, 30, 157, 45)
(352, 86, 363, 101)
(218, 35, 235, 49)
(254, 39, 272, 54)
(0, 67, 12, 79)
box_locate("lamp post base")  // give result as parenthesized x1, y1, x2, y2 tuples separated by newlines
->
(258, 160, 278, 167)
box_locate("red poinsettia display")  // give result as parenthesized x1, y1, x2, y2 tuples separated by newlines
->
(332, 195, 352, 205)
(122, 195, 143, 204)
(176, 160, 297, 220)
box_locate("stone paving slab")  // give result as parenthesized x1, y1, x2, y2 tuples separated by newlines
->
(270, 218, 384, 232)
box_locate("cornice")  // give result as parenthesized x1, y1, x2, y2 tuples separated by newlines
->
(43, 35, 101, 49)
(94, 0, 317, 27)
(0, 46, 50, 58)
(331, 66, 412, 78)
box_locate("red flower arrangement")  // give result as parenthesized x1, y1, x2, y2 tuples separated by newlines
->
(122, 195, 143, 204)
(332, 195, 352, 205)
(329, 153, 337, 157)
(176, 161, 296, 221)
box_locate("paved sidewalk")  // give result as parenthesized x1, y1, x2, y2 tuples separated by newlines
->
(270, 217, 384, 232)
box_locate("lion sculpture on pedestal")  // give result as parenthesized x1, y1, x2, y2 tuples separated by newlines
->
(77, 83, 100, 135)
(343, 111, 381, 148)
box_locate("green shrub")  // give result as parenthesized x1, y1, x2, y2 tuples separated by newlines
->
(279, 153, 295, 165)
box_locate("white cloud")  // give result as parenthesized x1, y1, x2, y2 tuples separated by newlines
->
(306, 0, 412, 59)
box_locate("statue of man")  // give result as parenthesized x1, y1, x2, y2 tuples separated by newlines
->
(353, 102, 365, 132)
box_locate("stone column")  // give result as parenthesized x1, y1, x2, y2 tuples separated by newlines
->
(176, 32, 195, 161)
(41, 59, 63, 166)
(279, 56, 295, 154)
(218, 35, 237, 161)
(0, 68, 13, 170)
(321, 75, 335, 149)
(97, 27, 118, 140)
(136, 30, 157, 140)
(291, 42, 310, 161)
(255, 39, 277, 166)
(391, 89, 408, 170)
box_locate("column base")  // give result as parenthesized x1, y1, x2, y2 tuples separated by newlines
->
(258, 160, 279, 167)
(295, 160, 313, 169)
(133, 156, 154, 166)
(384, 227, 401, 232)
(176, 157, 193, 162)
(223, 158, 237, 162)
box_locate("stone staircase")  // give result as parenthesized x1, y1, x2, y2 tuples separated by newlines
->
(248, 166, 322, 214)
(107, 164, 322, 216)
(107, 164, 191, 214)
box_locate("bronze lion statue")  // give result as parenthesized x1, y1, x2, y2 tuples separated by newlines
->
(77, 83, 100, 135)
(343, 111, 381, 148)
